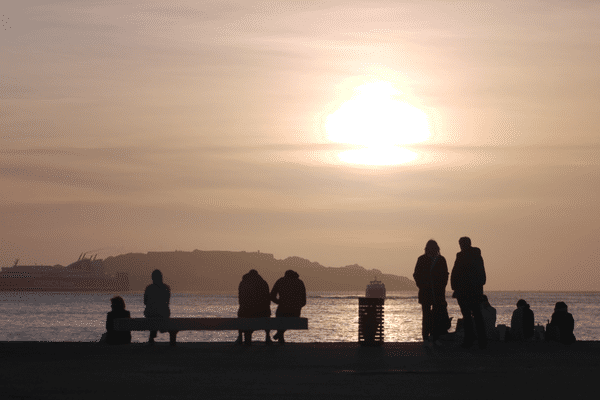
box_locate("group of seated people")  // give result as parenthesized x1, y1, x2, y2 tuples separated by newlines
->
(477, 296, 576, 344)
(103, 268, 307, 346)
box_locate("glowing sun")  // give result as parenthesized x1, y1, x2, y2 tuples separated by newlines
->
(325, 80, 430, 165)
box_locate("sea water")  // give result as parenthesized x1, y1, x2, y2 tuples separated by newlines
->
(0, 291, 599, 343)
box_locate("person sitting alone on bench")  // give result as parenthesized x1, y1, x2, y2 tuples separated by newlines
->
(235, 269, 272, 345)
(144, 269, 177, 346)
(105, 296, 131, 345)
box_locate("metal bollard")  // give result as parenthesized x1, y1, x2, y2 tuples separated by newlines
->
(358, 297, 384, 346)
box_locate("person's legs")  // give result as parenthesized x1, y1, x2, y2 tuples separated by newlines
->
(243, 330, 253, 345)
(274, 309, 285, 343)
(235, 330, 243, 344)
(431, 303, 445, 342)
(169, 331, 178, 346)
(274, 309, 300, 343)
(421, 304, 432, 342)
(265, 330, 272, 344)
(149, 330, 157, 344)
(458, 299, 475, 347)
(274, 330, 285, 343)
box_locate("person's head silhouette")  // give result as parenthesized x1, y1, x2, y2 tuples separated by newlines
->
(425, 240, 440, 258)
(458, 237, 471, 251)
(284, 270, 299, 279)
(555, 301, 568, 312)
(151, 269, 163, 285)
(110, 295, 126, 311)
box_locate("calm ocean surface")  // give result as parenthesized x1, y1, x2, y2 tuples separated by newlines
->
(1, 291, 599, 343)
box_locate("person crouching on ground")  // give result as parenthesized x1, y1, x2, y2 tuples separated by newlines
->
(480, 295, 499, 341)
(547, 301, 576, 344)
(413, 239, 449, 346)
(270, 270, 306, 344)
(105, 296, 131, 345)
(509, 299, 534, 342)
(144, 269, 177, 345)
(236, 269, 272, 345)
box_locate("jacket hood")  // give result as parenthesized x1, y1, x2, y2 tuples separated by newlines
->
(284, 270, 299, 279)
(243, 269, 262, 280)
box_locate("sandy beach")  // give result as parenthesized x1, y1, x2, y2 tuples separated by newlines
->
(1, 339, 598, 399)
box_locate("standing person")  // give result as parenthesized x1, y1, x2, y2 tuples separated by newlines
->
(450, 237, 487, 349)
(547, 301, 576, 344)
(235, 269, 272, 345)
(144, 269, 177, 346)
(270, 270, 306, 344)
(413, 240, 449, 346)
(105, 296, 132, 345)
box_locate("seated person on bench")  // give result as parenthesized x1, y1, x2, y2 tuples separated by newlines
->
(144, 269, 177, 345)
(235, 269, 272, 345)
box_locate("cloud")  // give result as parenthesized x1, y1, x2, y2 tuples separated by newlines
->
(0, 76, 39, 99)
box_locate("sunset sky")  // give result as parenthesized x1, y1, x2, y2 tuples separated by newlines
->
(2, 0, 599, 291)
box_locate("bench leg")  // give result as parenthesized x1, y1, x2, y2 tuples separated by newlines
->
(243, 331, 253, 345)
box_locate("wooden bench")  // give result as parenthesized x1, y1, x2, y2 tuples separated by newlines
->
(113, 317, 308, 343)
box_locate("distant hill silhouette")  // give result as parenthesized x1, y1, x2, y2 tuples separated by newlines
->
(102, 250, 416, 293)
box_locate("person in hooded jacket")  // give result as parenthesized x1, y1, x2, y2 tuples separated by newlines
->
(451, 237, 487, 349)
(480, 295, 499, 341)
(270, 270, 306, 343)
(105, 296, 131, 345)
(547, 301, 576, 344)
(509, 299, 534, 341)
(144, 269, 177, 345)
(413, 239, 449, 346)
(235, 269, 272, 345)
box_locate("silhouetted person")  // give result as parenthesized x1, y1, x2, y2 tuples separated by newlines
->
(144, 269, 177, 345)
(451, 236, 487, 349)
(105, 296, 131, 345)
(480, 295, 499, 341)
(413, 239, 449, 346)
(509, 299, 534, 341)
(547, 301, 576, 344)
(270, 270, 306, 344)
(235, 269, 272, 345)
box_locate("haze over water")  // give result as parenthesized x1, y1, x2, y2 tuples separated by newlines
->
(2, 1, 600, 292)
(1, 291, 599, 343)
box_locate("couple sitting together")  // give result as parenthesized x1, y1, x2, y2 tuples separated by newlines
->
(236, 269, 306, 345)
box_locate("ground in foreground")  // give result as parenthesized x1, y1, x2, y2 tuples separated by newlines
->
(1, 340, 598, 399)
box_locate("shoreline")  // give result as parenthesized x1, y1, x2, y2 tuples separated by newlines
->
(2, 340, 599, 399)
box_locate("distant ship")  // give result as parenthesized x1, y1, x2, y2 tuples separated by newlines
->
(0, 253, 129, 292)
(365, 278, 386, 299)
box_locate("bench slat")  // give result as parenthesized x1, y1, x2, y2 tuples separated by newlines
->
(113, 317, 308, 332)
